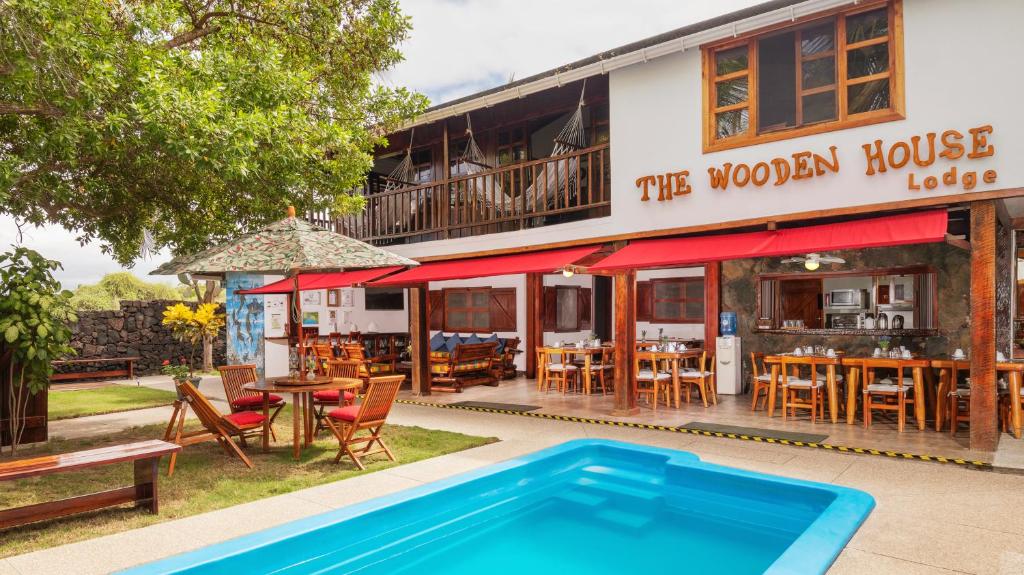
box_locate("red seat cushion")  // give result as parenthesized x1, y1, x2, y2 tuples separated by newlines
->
(225, 411, 266, 427)
(327, 405, 360, 422)
(313, 390, 355, 403)
(231, 394, 283, 409)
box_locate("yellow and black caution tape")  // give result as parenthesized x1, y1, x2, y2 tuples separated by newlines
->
(394, 398, 993, 471)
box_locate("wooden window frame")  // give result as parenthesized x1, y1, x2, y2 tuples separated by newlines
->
(442, 287, 491, 332)
(702, 0, 904, 153)
(650, 277, 705, 324)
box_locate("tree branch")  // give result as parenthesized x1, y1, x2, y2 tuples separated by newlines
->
(165, 24, 221, 49)
(0, 102, 63, 117)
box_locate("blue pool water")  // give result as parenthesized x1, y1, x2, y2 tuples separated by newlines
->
(121, 440, 874, 575)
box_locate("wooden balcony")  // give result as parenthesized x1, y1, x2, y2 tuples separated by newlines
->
(311, 143, 610, 246)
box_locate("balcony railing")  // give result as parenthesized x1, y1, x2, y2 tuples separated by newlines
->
(311, 143, 611, 246)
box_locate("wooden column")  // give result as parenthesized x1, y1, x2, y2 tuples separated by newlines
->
(969, 201, 998, 451)
(408, 284, 431, 396)
(613, 269, 639, 415)
(525, 273, 544, 379)
(704, 261, 721, 347)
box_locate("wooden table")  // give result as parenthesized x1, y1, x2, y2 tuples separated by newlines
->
(841, 357, 931, 430)
(930, 358, 1024, 438)
(557, 346, 614, 395)
(639, 349, 703, 408)
(764, 355, 843, 423)
(244, 376, 363, 460)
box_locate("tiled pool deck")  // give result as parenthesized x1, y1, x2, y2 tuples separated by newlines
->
(10, 377, 1023, 574)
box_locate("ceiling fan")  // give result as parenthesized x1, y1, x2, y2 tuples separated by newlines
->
(781, 253, 846, 271)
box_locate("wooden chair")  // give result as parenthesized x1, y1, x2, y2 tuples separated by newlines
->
(586, 346, 614, 395)
(680, 351, 717, 408)
(861, 359, 916, 432)
(495, 337, 520, 379)
(168, 380, 265, 474)
(312, 359, 360, 435)
(323, 375, 405, 470)
(537, 347, 578, 393)
(780, 356, 827, 423)
(635, 351, 671, 410)
(312, 343, 336, 374)
(750, 352, 773, 411)
(341, 342, 397, 385)
(947, 360, 972, 436)
(218, 364, 285, 442)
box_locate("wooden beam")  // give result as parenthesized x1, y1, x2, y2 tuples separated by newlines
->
(969, 201, 998, 451)
(704, 262, 721, 347)
(613, 269, 639, 415)
(995, 198, 1012, 229)
(944, 233, 971, 252)
(525, 273, 543, 379)
(408, 285, 431, 396)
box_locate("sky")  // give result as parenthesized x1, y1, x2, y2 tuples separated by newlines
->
(2, 0, 762, 289)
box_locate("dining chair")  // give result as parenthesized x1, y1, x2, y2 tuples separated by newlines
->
(635, 351, 671, 410)
(322, 375, 405, 470)
(312, 343, 335, 374)
(862, 359, 916, 432)
(217, 364, 284, 441)
(680, 351, 717, 408)
(749, 352, 773, 411)
(538, 347, 578, 393)
(780, 356, 826, 423)
(947, 360, 970, 436)
(312, 359, 360, 436)
(586, 346, 614, 395)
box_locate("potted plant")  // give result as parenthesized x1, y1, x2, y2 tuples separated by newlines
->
(161, 358, 196, 400)
(161, 303, 225, 396)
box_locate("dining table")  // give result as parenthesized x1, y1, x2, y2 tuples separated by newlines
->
(641, 348, 704, 408)
(763, 354, 843, 423)
(556, 345, 614, 395)
(930, 358, 1024, 438)
(243, 375, 363, 460)
(841, 356, 932, 430)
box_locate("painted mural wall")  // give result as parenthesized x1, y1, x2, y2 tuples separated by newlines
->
(225, 272, 266, 376)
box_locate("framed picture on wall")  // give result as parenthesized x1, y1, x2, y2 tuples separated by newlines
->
(341, 288, 354, 307)
(327, 289, 340, 307)
(301, 311, 319, 326)
(301, 291, 321, 307)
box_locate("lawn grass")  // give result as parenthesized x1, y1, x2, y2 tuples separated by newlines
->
(48, 385, 179, 420)
(0, 410, 496, 558)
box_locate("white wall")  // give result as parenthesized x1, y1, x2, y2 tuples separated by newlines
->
(635, 267, 705, 341)
(382, 0, 1024, 261)
(429, 274, 528, 370)
(336, 288, 409, 334)
(542, 273, 596, 346)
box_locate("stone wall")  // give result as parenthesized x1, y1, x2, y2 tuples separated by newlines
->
(61, 300, 227, 377)
(722, 242, 973, 384)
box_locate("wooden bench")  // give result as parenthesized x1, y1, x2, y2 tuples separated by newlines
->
(0, 439, 180, 529)
(431, 342, 499, 393)
(50, 356, 140, 382)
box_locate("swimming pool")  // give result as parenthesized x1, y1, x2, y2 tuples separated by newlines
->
(120, 439, 874, 575)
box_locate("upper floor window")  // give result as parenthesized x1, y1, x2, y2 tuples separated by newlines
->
(703, 0, 903, 152)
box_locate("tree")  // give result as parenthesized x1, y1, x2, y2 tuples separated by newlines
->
(0, 0, 427, 265)
(0, 247, 76, 455)
(70, 272, 189, 311)
(187, 277, 222, 371)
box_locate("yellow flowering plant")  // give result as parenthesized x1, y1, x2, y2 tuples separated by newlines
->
(161, 302, 225, 376)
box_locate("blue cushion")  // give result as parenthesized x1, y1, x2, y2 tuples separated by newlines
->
(429, 332, 447, 352)
(485, 334, 503, 353)
(444, 334, 462, 353)
(465, 334, 482, 344)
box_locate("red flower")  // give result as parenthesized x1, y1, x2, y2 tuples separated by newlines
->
(162, 359, 170, 366)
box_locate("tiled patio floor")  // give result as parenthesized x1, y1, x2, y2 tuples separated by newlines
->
(397, 376, 1024, 467)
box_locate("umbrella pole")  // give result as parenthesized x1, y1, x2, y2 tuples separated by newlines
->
(294, 272, 306, 381)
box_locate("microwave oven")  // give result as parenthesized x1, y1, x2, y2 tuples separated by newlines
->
(829, 289, 866, 307)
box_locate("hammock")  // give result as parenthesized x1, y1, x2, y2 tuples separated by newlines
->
(522, 81, 588, 213)
(450, 114, 515, 214)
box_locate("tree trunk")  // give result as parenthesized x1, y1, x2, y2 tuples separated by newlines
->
(202, 334, 214, 372)
(191, 279, 221, 373)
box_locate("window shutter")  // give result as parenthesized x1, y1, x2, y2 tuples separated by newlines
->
(428, 290, 444, 330)
(543, 287, 557, 331)
(488, 288, 517, 332)
(637, 281, 653, 322)
(579, 288, 592, 331)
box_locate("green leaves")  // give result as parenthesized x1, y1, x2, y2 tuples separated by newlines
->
(2, 0, 427, 264)
(4, 325, 18, 343)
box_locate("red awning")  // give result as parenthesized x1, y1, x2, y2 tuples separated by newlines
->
(237, 267, 404, 294)
(371, 245, 602, 286)
(589, 210, 949, 271)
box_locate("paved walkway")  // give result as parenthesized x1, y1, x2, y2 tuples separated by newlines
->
(6, 393, 1024, 574)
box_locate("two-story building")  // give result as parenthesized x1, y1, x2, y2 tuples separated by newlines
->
(233, 0, 1024, 453)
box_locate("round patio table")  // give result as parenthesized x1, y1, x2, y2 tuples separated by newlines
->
(243, 376, 363, 460)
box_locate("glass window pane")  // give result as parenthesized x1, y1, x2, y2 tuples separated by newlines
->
(847, 79, 890, 114)
(801, 22, 835, 56)
(846, 8, 888, 44)
(447, 311, 467, 328)
(446, 292, 467, 307)
(685, 280, 705, 299)
(471, 291, 488, 307)
(472, 313, 489, 329)
(757, 32, 796, 132)
(685, 301, 704, 319)
(802, 58, 835, 89)
(716, 109, 748, 138)
(803, 91, 837, 123)
(655, 281, 683, 299)
(556, 288, 578, 332)
(847, 43, 889, 78)
(655, 302, 682, 320)
(715, 46, 748, 75)
(715, 77, 748, 108)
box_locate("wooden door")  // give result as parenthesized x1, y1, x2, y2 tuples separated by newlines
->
(780, 279, 823, 329)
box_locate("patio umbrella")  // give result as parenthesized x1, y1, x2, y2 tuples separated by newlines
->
(152, 206, 418, 378)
